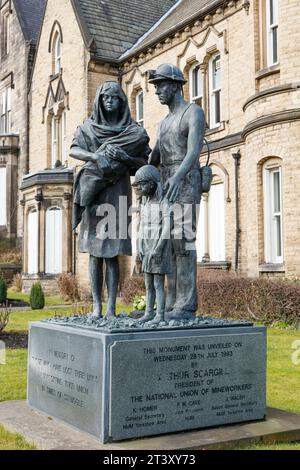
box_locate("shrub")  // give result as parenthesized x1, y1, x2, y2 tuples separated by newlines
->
(0, 240, 22, 264)
(0, 304, 11, 332)
(133, 295, 146, 311)
(0, 273, 7, 304)
(57, 273, 81, 302)
(29, 282, 45, 310)
(197, 271, 300, 326)
(10, 273, 23, 292)
(120, 276, 145, 305)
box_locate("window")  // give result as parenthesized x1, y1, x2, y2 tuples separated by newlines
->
(189, 64, 202, 107)
(27, 210, 38, 274)
(54, 34, 61, 74)
(45, 207, 62, 274)
(0, 166, 6, 225)
(264, 165, 283, 263)
(209, 54, 221, 128)
(61, 110, 67, 162)
(51, 115, 57, 167)
(1, 9, 10, 58)
(0, 87, 11, 134)
(266, 0, 278, 66)
(197, 181, 225, 262)
(136, 91, 144, 126)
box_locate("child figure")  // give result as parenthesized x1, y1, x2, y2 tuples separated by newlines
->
(132, 165, 172, 324)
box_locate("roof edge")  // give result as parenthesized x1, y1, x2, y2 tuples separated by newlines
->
(120, 0, 224, 63)
(71, 0, 93, 51)
(27, 0, 48, 93)
(12, 0, 27, 41)
(120, 0, 183, 60)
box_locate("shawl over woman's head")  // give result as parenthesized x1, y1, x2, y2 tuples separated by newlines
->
(72, 81, 148, 149)
(91, 81, 132, 131)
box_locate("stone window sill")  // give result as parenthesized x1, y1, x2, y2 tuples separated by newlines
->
(205, 121, 225, 137)
(197, 261, 231, 270)
(258, 263, 285, 273)
(255, 64, 280, 80)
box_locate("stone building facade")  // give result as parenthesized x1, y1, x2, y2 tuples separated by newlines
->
(0, 0, 45, 242)
(22, 0, 300, 293)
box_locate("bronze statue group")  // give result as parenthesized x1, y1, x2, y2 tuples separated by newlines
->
(70, 64, 205, 324)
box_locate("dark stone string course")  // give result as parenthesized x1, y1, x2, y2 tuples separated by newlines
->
(44, 313, 253, 333)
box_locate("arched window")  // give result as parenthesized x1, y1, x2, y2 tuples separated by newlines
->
(54, 34, 61, 74)
(0, 167, 6, 225)
(263, 160, 283, 263)
(189, 63, 202, 107)
(27, 210, 38, 274)
(45, 207, 62, 274)
(209, 54, 221, 128)
(197, 172, 226, 262)
(136, 91, 144, 127)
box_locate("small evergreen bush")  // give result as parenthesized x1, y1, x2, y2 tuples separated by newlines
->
(30, 282, 45, 310)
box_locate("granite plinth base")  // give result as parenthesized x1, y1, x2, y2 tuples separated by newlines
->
(27, 321, 266, 443)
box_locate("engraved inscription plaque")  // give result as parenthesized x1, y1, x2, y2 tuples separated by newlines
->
(110, 332, 266, 440)
(28, 325, 103, 437)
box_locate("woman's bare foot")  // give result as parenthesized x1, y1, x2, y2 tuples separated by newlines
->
(105, 303, 115, 318)
(138, 310, 155, 323)
(90, 304, 102, 318)
(150, 313, 164, 324)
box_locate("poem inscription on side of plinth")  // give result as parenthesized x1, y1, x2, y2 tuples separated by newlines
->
(28, 326, 103, 437)
(110, 332, 266, 440)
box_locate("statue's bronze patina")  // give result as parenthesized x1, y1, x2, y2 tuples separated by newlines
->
(70, 81, 150, 318)
(148, 64, 205, 320)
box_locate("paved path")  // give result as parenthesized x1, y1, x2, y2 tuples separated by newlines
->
(0, 401, 299, 450)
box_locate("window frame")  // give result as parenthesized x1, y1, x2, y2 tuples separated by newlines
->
(263, 164, 283, 264)
(45, 206, 63, 275)
(51, 114, 57, 167)
(0, 166, 6, 226)
(27, 209, 39, 274)
(189, 63, 203, 107)
(0, 87, 11, 134)
(61, 110, 67, 162)
(135, 90, 144, 127)
(54, 34, 62, 74)
(209, 54, 221, 129)
(197, 176, 226, 263)
(1, 8, 10, 58)
(266, 0, 278, 66)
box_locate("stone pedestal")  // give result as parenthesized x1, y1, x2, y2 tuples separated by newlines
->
(28, 321, 266, 443)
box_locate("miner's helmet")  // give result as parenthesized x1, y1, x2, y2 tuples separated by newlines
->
(148, 64, 187, 84)
(132, 165, 161, 187)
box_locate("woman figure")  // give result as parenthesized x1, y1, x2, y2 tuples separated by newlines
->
(70, 81, 150, 318)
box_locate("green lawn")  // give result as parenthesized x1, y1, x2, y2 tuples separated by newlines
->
(0, 307, 299, 450)
(0, 425, 36, 450)
(7, 289, 72, 306)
